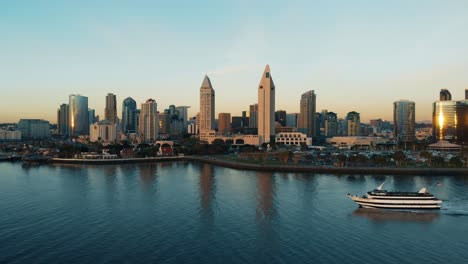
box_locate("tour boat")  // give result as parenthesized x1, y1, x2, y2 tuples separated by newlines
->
(347, 182, 442, 210)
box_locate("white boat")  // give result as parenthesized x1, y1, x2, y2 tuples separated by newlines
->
(347, 182, 442, 210)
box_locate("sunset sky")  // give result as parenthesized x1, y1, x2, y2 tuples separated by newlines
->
(1, 0, 468, 123)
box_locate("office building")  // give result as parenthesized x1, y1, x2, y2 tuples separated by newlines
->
(432, 89, 468, 145)
(57, 103, 69, 136)
(90, 120, 118, 144)
(275, 110, 287, 127)
(122, 97, 137, 133)
(298, 90, 316, 137)
(346, 111, 360, 136)
(218, 113, 231, 135)
(105, 93, 118, 124)
(69, 94, 89, 136)
(257, 65, 275, 143)
(393, 100, 416, 143)
(139, 99, 158, 142)
(249, 104, 258, 128)
(18, 119, 50, 139)
(325, 112, 338, 137)
(286, 113, 298, 128)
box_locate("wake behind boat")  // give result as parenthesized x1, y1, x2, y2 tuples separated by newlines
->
(347, 182, 442, 210)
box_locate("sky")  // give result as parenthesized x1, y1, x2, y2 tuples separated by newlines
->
(1, 0, 468, 123)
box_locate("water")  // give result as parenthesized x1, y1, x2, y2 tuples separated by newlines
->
(0, 162, 467, 264)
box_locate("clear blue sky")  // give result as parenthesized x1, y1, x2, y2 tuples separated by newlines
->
(1, 0, 468, 123)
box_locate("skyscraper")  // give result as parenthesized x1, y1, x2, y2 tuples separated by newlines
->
(88, 109, 95, 126)
(325, 112, 338, 137)
(346, 111, 360, 136)
(249, 104, 258, 128)
(175, 106, 191, 134)
(218, 113, 231, 135)
(139, 99, 158, 142)
(298, 90, 316, 137)
(57, 103, 69, 136)
(258, 65, 275, 143)
(393, 100, 416, 143)
(18, 119, 50, 139)
(432, 89, 468, 144)
(286, 113, 298, 128)
(69, 94, 89, 136)
(105, 93, 118, 124)
(199, 75, 215, 132)
(122, 97, 137, 133)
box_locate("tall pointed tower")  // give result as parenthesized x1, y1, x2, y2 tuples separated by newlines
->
(199, 75, 215, 132)
(258, 65, 275, 143)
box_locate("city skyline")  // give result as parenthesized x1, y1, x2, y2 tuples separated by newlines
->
(1, 1, 468, 123)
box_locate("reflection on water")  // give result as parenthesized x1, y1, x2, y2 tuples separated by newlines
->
(199, 163, 216, 214)
(256, 172, 276, 221)
(352, 208, 440, 223)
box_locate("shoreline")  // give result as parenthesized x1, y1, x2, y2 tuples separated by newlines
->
(48, 156, 468, 175)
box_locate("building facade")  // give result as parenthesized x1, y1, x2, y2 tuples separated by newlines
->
(275, 110, 287, 127)
(325, 112, 338, 137)
(199, 75, 215, 132)
(432, 89, 468, 145)
(298, 90, 316, 137)
(393, 100, 416, 143)
(257, 65, 275, 143)
(18, 119, 50, 139)
(276, 132, 312, 146)
(57, 103, 69, 136)
(249, 104, 258, 128)
(218, 113, 231, 135)
(346, 111, 360, 136)
(139, 99, 158, 142)
(90, 120, 118, 145)
(105, 93, 118, 124)
(122, 97, 137, 134)
(69, 94, 89, 136)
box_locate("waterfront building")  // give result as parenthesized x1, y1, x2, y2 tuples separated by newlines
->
(275, 110, 287, 127)
(105, 93, 118, 124)
(0, 130, 21, 141)
(325, 112, 338, 137)
(57, 103, 69, 136)
(18, 119, 50, 139)
(200, 75, 215, 132)
(90, 120, 118, 145)
(346, 111, 360, 136)
(298, 90, 316, 137)
(276, 132, 312, 147)
(249, 104, 258, 128)
(139, 99, 158, 142)
(218, 113, 231, 135)
(328, 136, 387, 150)
(199, 133, 261, 146)
(69, 94, 89, 136)
(286, 113, 298, 128)
(122, 97, 137, 134)
(432, 89, 468, 145)
(393, 100, 416, 143)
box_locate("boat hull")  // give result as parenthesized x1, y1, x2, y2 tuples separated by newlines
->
(347, 195, 442, 210)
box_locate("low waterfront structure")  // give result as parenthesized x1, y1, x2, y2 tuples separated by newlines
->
(200, 130, 262, 145)
(0, 130, 21, 141)
(328, 136, 387, 149)
(427, 140, 461, 152)
(276, 132, 312, 146)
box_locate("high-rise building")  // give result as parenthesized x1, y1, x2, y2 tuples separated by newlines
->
(346, 111, 360, 136)
(69, 94, 89, 136)
(88, 109, 95, 127)
(275, 110, 287, 127)
(325, 112, 338, 137)
(286, 113, 298, 128)
(218, 113, 231, 135)
(57, 103, 69, 136)
(465, 89, 468, 100)
(249, 104, 258, 128)
(393, 100, 416, 143)
(176, 106, 190, 134)
(440, 89, 452, 101)
(139, 99, 158, 142)
(298, 90, 316, 137)
(199, 75, 215, 132)
(432, 89, 468, 144)
(122, 97, 137, 133)
(158, 112, 169, 137)
(370, 118, 383, 133)
(105, 93, 118, 124)
(258, 65, 275, 143)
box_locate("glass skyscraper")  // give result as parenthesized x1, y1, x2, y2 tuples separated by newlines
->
(122, 97, 137, 133)
(393, 100, 416, 143)
(69, 94, 89, 136)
